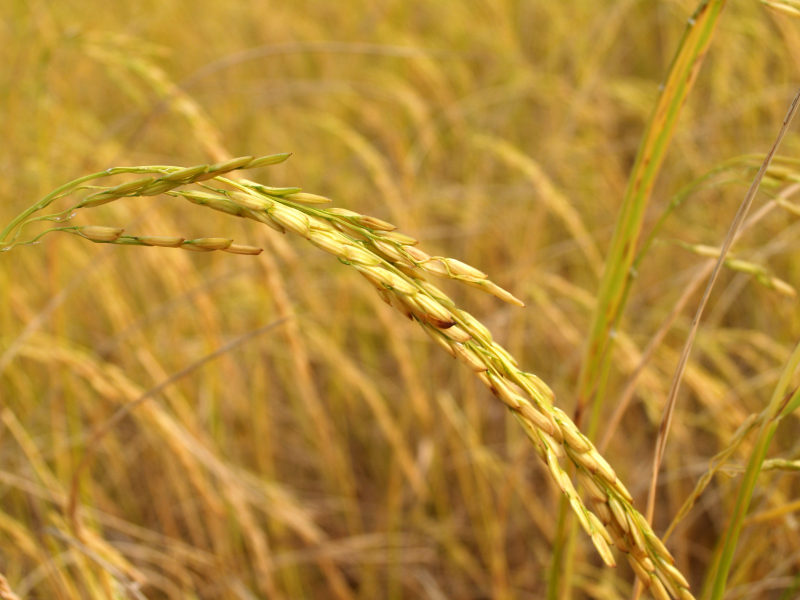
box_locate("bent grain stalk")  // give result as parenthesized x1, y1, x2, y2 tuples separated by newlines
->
(0, 156, 694, 599)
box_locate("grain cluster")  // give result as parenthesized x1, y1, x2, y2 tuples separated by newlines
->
(0, 155, 695, 599)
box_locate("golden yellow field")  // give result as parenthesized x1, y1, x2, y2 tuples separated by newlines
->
(2, 1, 800, 599)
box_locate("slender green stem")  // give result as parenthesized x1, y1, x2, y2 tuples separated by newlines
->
(707, 341, 800, 599)
(554, 5, 726, 598)
(0, 170, 106, 243)
(0, 165, 185, 244)
(575, 0, 727, 431)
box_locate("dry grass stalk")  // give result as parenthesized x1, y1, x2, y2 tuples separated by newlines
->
(0, 155, 696, 599)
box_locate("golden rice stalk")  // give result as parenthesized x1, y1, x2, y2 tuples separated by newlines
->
(217, 169, 693, 599)
(0, 156, 695, 599)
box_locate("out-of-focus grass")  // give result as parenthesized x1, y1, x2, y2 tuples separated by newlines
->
(1, 1, 800, 599)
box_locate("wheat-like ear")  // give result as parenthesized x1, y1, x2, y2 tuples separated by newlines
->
(0, 155, 695, 600)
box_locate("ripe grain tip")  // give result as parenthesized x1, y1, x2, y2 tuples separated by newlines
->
(249, 152, 292, 168)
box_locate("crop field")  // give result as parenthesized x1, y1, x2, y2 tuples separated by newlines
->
(2, 1, 800, 599)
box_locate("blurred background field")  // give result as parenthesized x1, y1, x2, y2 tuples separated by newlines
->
(2, 1, 800, 598)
